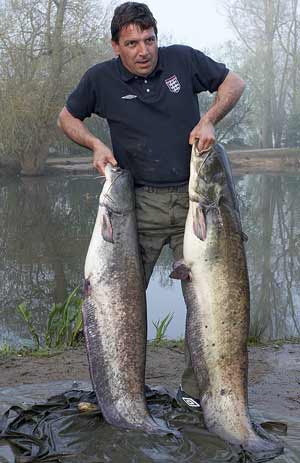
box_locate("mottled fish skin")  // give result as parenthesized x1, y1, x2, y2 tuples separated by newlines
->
(83, 165, 179, 436)
(182, 144, 283, 458)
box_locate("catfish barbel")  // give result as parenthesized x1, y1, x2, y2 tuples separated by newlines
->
(83, 164, 179, 436)
(172, 144, 283, 459)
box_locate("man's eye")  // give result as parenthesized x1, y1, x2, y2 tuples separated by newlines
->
(146, 37, 155, 44)
(127, 41, 136, 47)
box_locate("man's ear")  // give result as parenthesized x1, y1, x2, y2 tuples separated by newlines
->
(111, 40, 120, 56)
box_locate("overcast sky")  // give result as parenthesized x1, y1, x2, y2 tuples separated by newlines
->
(144, 0, 234, 50)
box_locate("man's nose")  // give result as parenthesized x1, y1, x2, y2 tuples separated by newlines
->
(138, 41, 148, 55)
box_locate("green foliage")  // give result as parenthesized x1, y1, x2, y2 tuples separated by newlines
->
(45, 287, 83, 348)
(0, 345, 63, 358)
(0, 343, 18, 356)
(17, 287, 83, 350)
(147, 337, 185, 350)
(17, 303, 40, 350)
(172, 337, 185, 351)
(151, 312, 174, 346)
(247, 336, 265, 346)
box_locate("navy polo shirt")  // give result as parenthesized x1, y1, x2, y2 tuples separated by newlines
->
(66, 45, 229, 186)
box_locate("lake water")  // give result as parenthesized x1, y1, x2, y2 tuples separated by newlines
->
(1, 172, 300, 347)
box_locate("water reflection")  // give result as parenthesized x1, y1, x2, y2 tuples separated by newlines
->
(239, 175, 300, 340)
(0, 176, 100, 347)
(0, 172, 300, 347)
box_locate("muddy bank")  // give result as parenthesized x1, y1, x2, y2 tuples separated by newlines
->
(1, 343, 300, 419)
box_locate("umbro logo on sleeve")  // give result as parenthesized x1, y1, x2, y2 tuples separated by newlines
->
(121, 94, 138, 99)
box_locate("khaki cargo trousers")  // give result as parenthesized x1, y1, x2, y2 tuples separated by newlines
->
(135, 184, 200, 398)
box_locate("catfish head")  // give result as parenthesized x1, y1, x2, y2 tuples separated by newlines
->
(100, 164, 134, 213)
(189, 143, 231, 241)
(189, 143, 225, 205)
(99, 164, 134, 243)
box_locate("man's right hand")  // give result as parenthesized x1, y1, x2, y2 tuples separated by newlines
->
(57, 107, 117, 176)
(92, 143, 117, 176)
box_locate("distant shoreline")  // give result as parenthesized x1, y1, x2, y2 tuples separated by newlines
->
(45, 148, 300, 176)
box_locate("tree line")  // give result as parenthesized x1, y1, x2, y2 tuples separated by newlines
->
(223, 0, 300, 149)
(0, 0, 299, 176)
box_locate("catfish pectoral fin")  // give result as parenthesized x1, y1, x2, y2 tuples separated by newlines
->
(100, 207, 114, 243)
(84, 278, 92, 297)
(170, 259, 191, 280)
(193, 204, 206, 241)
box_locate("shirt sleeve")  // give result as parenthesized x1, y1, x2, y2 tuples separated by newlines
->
(66, 69, 97, 120)
(190, 48, 229, 94)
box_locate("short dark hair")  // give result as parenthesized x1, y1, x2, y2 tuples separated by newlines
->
(111, 2, 158, 42)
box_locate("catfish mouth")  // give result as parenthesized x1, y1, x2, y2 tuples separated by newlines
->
(190, 149, 222, 205)
(105, 164, 128, 184)
(111, 166, 122, 173)
(195, 150, 216, 181)
(101, 165, 132, 213)
(106, 167, 126, 192)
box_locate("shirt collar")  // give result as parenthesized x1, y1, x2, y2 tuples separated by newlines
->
(117, 49, 163, 82)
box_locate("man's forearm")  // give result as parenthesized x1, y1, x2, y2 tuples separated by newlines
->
(202, 71, 246, 125)
(57, 106, 117, 175)
(57, 107, 103, 151)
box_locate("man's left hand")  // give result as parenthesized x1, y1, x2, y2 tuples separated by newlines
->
(189, 117, 215, 155)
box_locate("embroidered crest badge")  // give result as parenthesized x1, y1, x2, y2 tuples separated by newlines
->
(165, 75, 181, 93)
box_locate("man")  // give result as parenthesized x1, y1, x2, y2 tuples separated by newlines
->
(57, 1, 245, 410)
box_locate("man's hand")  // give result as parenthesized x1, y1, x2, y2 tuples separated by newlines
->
(189, 117, 215, 155)
(93, 143, 117, 175)
(57, 107, 117, 174)
(189, 71, 245, 156)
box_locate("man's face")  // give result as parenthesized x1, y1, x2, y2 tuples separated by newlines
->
(112, 25, 158, 77)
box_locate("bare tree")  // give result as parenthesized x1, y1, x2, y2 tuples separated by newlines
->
(0, 0, 114, 175)
(222, 0, 300, 148)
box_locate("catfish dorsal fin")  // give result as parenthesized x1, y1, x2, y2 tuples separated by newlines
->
(100, 207, 114, 243)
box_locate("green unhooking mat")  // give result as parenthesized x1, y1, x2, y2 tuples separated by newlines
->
(0, 386, 286, 463)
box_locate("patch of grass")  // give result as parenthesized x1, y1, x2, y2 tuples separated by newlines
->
(17, 287, 83, 351)
(150, 312, 174, 346)
(45, 287, 83, 348)
(248, 318, 266, 346)
(17, 303, 40, 350)
(151, 337, 185, 351)
(170, 337, 185, 351)
(0, 345, 72, 359)
(247, 336, 266, 346)
(0, 344, 19, 357)
(24, 348, 64, 358)
(247, 337, 300, 348)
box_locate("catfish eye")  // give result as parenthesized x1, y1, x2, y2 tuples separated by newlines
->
(202, 174, 212, 183)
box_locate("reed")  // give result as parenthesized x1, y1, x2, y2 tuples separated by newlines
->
(151, 312, 174, 345)
(17, 303, 40, 350)
(45, 287, 83, 348)
(17, 287, 83, 350)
